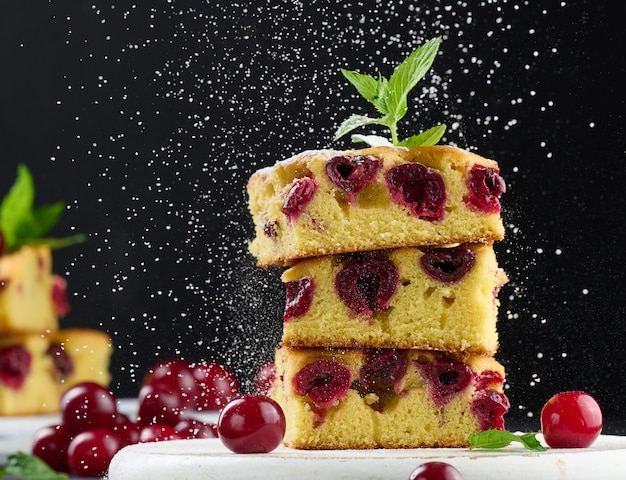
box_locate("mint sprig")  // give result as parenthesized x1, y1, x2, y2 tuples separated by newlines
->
(0, 164, 86, 253)
(0, 452, 68, 480)
(468, 429, 548, 452)
(334, 36, 446, 147)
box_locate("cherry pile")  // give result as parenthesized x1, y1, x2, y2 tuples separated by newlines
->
(31, 359, 241, 477)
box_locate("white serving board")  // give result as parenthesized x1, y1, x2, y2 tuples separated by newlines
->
(107, 435, 626, 480)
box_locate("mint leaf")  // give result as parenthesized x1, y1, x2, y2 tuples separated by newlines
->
(384, 37, 442, 123)
(333, 114, 387, 141)
(398, 124, 447, 147)
(335, 37, 443, 145)
(340, 70, 388, 114)
(0, 164, 85, 253)
(0, 164, 35, 248)
(468, 429, 548, 452)
(0, 452, 68, 480)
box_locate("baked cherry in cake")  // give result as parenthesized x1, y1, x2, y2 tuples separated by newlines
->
(0, 345, 31, 390)
(293, 359, 351, 409)
(325, 154, 382, 204)
(465, 165, 506, 213)
(471, 388, 510, 431)
(284, 277, 315, 320)
(416, 357, 473, 408)
(421, 246, 475, 284)
(47, 343, 75, 381)
(334, 256, 399, 317)
(386, 163, 446, 221)
(359, 349, 407, 392)
(282, 177, 318, 224)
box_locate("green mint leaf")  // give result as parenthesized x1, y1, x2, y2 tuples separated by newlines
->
(18, 202, 65, 240)
(398, 124, 447, 147)
(0, 164, 35, 248)
(384, 36, 442, 123)
(0, 164, 85, 253)
(333, 114, 388, 141)
(334, 37, 443, 146)
(340, 70, 389, 115)
(469, 429, 548, 452)
(1, 452, 68, 480)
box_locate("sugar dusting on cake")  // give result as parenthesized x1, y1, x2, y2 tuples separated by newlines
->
(39, 1, 592, 424)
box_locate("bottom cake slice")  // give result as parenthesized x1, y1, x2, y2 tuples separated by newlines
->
(270, 346, 509, 449)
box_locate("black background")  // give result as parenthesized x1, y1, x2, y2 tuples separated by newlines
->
(1, 2, 625, 433)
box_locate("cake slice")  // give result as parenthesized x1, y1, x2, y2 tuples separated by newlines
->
(0, 245, 58, 334)
(281, 243, 507, 355)
(0, 329, 113, 415)
(270, 346, 509, 449)
(0, 333, 59, 415)
(247, 145, 506, 267)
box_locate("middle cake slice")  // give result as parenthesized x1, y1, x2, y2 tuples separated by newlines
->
(281, 243, 507, 355)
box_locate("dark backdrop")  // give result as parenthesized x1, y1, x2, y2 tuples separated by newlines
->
(1, 1, 625, 433)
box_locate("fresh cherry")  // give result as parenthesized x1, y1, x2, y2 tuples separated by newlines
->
(139, 423, 184, 443)
(420, 246, 475, 284)
(31, 423, 72, 473)
(540, 391, 602, 448)
(465, 165, 505, 213)
(386, 163, 446, 221)
(174, 418, 218, 439)
(325, 154, 382, 203)
(217, 394, 286, 454)
(0, 345, 31, 390)
(60, 382, 118, 436)
(293, 359, 351, 409)
(192, 361, 240, 411)
(284, 277, 315, 321)
(408, 462, 465, 480)
(143, 358, 199, 408)
(254, 360, 276, 395)
(137, 382, 185, 426)
(67, 428, 123, 477)
(282, 177, 318, 224)
(335, 256, 399, 316)
(111, 413, 142, 446)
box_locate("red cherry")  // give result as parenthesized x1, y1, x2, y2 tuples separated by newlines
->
(143, 359, 200, 408)
(540, 391, 603, 448)
(408, 462, 464, 480)
(67, 428, 123, 477)
(192, 362, 240, 410)
(60, 382, 118, 436)
(111, 412, 142, 446)
(31, 423, 72, 473)
(139, 423, 184, 443)
(137, 382, 185, 426)
(174, 418, 218, 439)
(254, 360, 276, 395)
(217, 394, 285, 453)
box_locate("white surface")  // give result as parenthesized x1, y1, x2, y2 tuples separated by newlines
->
(108, 435, 626, 480)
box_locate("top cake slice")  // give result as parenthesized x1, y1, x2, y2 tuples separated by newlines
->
(247, 145, 506, 267)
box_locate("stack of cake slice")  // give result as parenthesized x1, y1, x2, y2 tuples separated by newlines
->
(247, 145, 510, 448)
(0, 245, 112, 415)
